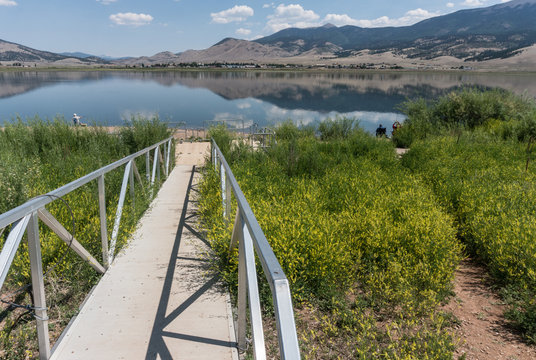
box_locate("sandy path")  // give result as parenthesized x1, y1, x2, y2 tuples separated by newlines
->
(175, 141, 210, 166)
(444, 260, 536, 359)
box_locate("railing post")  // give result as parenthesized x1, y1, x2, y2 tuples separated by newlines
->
(165, 139, 171, 177)
(237, 214, 247, 352)
(225, 174, 232, 221)
(151, 146, 159, 186)
(220, 162, 227, 218)
(109, 160, 133, 264)
(163, 142, 167, 178)
(27, 212, 51, 360)
(129, 161, 135, 211)
(98, 175, 109, 268)
(243, 223, 267, 359)
(157, 149, 161, 184)
(146, 152, 150, 182)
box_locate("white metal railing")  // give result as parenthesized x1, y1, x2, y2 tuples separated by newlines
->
(0, 137, 173, 360)
(211, 140, 301, 360)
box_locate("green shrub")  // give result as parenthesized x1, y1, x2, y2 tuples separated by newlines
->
(119, 115, 171, 153)
(396, 88, 536, 146)
(318, 117, 357, 140)
(208, 123, 234, 157)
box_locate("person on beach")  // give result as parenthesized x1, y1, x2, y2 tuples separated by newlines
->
(376, 124, 386, 137)
(72, 113, 86, 126)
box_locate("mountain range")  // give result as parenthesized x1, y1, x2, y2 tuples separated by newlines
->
(1, 0, 536, 69)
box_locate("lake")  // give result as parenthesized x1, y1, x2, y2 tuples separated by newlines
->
(1, 70, 535, 133)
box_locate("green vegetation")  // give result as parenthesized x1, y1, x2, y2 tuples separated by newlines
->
(200, 121, 462, 359)
(394, 89, 536, 345)
(0, 117, 173, 359)
(200, 88, 536, 357)
(392, 87, 536, 148)
(402, 132, 536, 344)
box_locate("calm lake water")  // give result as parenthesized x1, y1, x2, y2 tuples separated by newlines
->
(1, 70, 535, 133)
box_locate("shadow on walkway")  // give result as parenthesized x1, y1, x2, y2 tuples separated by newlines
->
(145, 165, 237, 360)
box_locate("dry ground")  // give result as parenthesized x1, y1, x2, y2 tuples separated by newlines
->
(444, 260, 536, 360)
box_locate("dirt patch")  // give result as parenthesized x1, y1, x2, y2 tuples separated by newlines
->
(444, 260, 536, 359)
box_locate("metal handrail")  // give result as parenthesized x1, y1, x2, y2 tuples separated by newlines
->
(0, 137, 172, 229)
(0, 136, 173, 360)
(211, 140, 300, 360)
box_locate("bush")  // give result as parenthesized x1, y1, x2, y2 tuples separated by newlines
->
(395, 88, 536, 146)
(318, 117, 357, 140)
(208, 124, 234, 158)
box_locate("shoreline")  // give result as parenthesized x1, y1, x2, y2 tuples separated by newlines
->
(1, 66, 536, 75)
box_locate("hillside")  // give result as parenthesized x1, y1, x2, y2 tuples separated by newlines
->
(0, 39, 107, 65)
(254, 0, 536, 61)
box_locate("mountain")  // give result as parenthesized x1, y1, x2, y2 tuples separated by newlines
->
(0, 39, 107, 65)
(253, 0, 536, 60)
(61, 52, 131, 61)
(60, 52, 95, 58)
(116, 0, 536, 69)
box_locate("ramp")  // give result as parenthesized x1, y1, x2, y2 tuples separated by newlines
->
(51, 162, 238, 360)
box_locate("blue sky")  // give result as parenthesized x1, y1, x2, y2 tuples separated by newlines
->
(0, 0, 510, 57)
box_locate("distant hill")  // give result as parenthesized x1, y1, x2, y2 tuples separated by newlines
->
(60, 52, 95, 59)
(0, 40, 107, 65)
(60, 52, 131, 61)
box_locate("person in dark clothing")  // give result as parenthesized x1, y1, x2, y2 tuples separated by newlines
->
(376, 124, 386, 137)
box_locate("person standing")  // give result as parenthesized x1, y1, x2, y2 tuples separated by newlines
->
(72, 113, 81, 126)
(392, 121, 401, 135)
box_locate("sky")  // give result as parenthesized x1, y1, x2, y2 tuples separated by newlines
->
(0, 0, 511, 57)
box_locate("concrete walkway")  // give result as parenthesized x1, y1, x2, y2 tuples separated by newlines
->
(51, 144, 237, 360)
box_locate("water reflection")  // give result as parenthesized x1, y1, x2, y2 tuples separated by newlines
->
(1, 71, 535, 133)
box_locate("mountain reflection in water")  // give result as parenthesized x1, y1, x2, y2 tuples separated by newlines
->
(1, 71, 535, 133)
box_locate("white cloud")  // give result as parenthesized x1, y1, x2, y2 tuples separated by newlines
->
(462, 0, 484, 6)
(266, 4, 321, 32)
(446, 2, 455, 7)
(110, 12, 154, 26)
(323, 8, 439, 28)
(236, 28, 252, 36)
(96, 0, 117, 4)
(401, 8, 440, 23)
(263, 3, 274, 9)
(323, 14, 360, 26)
(237, 102, 251, 109)
(211, 5, 254, 24)
(0, 0, 17, 6)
